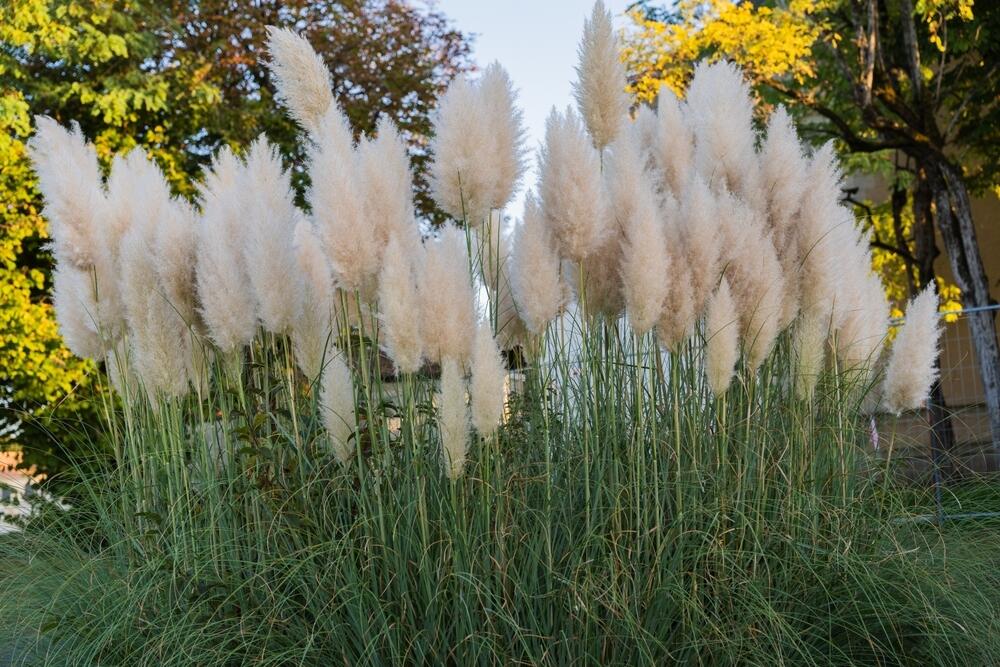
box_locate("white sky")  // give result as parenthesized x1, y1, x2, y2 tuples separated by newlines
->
(434, 0, 635, 218)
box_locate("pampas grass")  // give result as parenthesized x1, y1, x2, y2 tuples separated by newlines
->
(538, 107, 609, 263)
(15, 15, 987, 664)
(573, 0, 629, 150)
(882, 284, 942, 413)
(265, 26, 334, 135)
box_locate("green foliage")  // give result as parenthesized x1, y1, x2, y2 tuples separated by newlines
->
(0, 0, 471, 479)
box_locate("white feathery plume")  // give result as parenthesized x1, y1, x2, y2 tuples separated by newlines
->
(292, 218, 337, 380)
(656, 214, 697, 350)
(836, 267, 889, 372)
(31, 118, 125, 344)
(685, 61, 761, 207)
(320, 352, 357, 463)
(478, 63, 528, 212)
(760, 106, 809, 329)
(760, 106, 809, 239)
(116, 150, 195, 399)
(438, 357, 470, 479)
(358, 116, 421, 256)
(480, 212, 530, 350)
(265, 26, 334, 135)
(28, 117, 104, 270)
(196, 147, 259, 351)
(610, 129, 668, 334)
(308, 105, 379, 295)
(882, 284, 941, 414)
(429, 76, 491, 222)
(470, 323, 507, 436)
(573, 0, 629, 150)
(704, 279, 740, 396)
(51, 266, 104, 360)
(653, 87, 694, 195)
(154, 198, 200, 329)
(633, 104, 659, 170)
(677, 175, 720, 318)
(796, 142, 844, 317)
(510, 193, 567, 334)
(241, 138, 302, 334)
(537, 107, 608, 262)
(418, 226, 477, 365)
(378, 234, 424, 374)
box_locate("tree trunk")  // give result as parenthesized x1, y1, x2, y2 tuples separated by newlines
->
(932, 162, 1000, 462)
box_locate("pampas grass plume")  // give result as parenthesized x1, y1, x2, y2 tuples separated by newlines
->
(291, 218, 336, 380)
(611, 130, 669, 334)
(28, 117, 104, 270)
(51, 266, 104, 360)
(882, 284, 941, 414)
(470, 323, 507, 436)
(320, 353, 357, 463)
(538, 107, 608, 262)
(241, 138, 302, 334)
(438, 358, 470, 478)
(705, 279, 739, 396)
(510, 193, 566, 333)
(379, 234, 424, 374)
(654, 87, 694, 196)
(309, 106, 380, 295)
(479, 63, 527, 212)
(196, 147, 259, 351)
(265, 27, 334, 135)
(419, 226, 477, 365)
(574, 1, 629, 150)
(359, 117, 420, 254)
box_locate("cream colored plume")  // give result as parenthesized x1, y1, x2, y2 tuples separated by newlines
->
(716, 194, 785, 370)
(51, 266, 104, 360)
(320, 352, 357, 463)
(240, 138, 302, 334)
(116, 151, 197, 399)
(705, 279, 739, 396)
(28, 117, 104, 270)
(438, 357, 470, 479)
(429, 64, 526, 224)
(378, 234, 424, 374)
(479, 63, 527, 213)
(196, 147, 259, 351)
(576, 235, 625, 321)
(308, 105, 379, 295)
(656, 215, 697, 350)
(470, 323, 507, 436)
(292, 218, 336, 380)
(677, 175, 720, 318)
(510, 193, 567, 334)
(653, 87, 694, 196)
(759, 106, 808, 239)
(573, 0, 629, 150)
(31, 118, 125, 345)
(538, 107, 609, 262)
(358, 116, 421, 255)
(685, 61, 761, 207)
(882, 284, 941, 414)
(265, 26, 334, 135)
(479, 212, 530, 350)
(610, 130, 669, 335)
(795, 142, 844, 316)
(418, 226, 477, 365)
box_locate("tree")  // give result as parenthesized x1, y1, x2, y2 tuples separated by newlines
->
(623, 0, 1000, 455)
(0, 0, 471, 480)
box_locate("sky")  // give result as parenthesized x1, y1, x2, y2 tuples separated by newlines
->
(435, 0, 635, 217)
